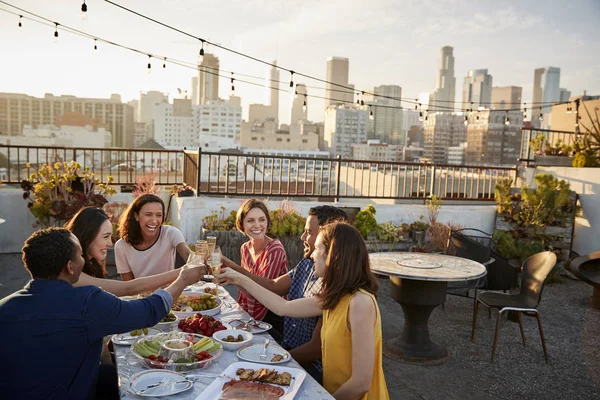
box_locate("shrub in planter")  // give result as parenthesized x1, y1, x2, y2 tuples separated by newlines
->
(177, 184, 195, 197)
(354, 205, 377, 239)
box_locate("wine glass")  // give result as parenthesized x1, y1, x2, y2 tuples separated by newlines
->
(195, 240, 209, 261)
(206, 236, 217, 255)
(210, 246, 223, 291)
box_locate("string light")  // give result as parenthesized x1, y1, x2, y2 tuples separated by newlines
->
(53, 22, 59, 42)
(505, 112, 510, 126)
(464, 115, 468, 127)
(81, 1, 87, 20)
(523, 103, 527, 119)
(356, 92, 360, 105)
(231, 72, 235, 95)
(414, 99, 418, 111)
(360, 91, 365, 106)
(289, 71, 295, 90)
(18, 15, 22, 28)
(93, 38, 97, 51)
(369, 106, 374, 120)
(147, 54, 152, 74)
(539, 112, 543, 122)
(163, 57, 166, 68)
(199, 39, 204, 60)
(419, 111, 423, 121)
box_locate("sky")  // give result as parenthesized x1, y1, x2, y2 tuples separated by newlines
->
(0, 0, 599, 123)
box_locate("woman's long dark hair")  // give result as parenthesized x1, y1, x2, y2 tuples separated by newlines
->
(65, 207, 110, 278)
(118, 194, 165, 246)
(317, 222, 379, 310)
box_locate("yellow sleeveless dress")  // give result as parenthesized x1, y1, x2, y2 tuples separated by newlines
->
(321, 289, 390, 400)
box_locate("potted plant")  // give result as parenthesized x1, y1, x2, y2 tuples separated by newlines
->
(409, 217, 429, 246)
(374, 222, 411, 252)
(572, 103, 600, 168)
(177, 184, 195, 197)
(21, 161, 115, 228)
(530, 135, 574, 167)
(354, 205, 377, 240)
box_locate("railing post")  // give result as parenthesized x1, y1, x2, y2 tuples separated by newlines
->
(335, 155, 342, 202)
(429, 165, 436, 198)
(196, 147, 202, 196)
(72, 148, 76, 164)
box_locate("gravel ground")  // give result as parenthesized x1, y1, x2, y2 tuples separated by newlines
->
(1, 253, 598, 399)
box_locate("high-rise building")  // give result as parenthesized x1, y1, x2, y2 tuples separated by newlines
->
(463, 69, 493, 108)
(153, 98, 240, 150)
(139, 91, 169, 125)
(196, 54, 220, 105)
(240, 119, 319, 151)
(325, 57, 354, 109)
(367, 85, 405, 145)
(402, 110, 422, 146)
(559, 88, 571, 103)
(447, 143, 468, 165)
(464, 109, 523, 166)
(0, 92, 134, 147)
(127, 100, 139, 122)
(491, 86, 522, 110)
(290, 84, 307, 125)
(191, 77, 199, 106)
(429, 46, 456, 112)
(422, 113, 466, 164)
(266, 61, 280, 121)
(532, 67, 560, 126)
(352, 140, 403, 162)
(324, 104, 368, 158)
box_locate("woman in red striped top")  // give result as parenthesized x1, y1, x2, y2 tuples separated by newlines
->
(222, 199, 288, 342)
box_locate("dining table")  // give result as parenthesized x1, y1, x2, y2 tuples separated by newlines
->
(114, 282, 334, 399)
(369, 252, 486, 365)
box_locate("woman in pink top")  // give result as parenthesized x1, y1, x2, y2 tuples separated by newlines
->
(222, 199, 288, 341)
(115, 194, 192, 280)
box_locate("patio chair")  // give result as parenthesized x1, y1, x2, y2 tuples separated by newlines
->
(471, 251, 557, 363)
(445, 228, 494, 302)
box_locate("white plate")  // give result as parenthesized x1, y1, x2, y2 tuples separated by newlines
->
(128, 369, 193, 397)
(197, 361, 306, 400)
(237, 343, 291, 364)
(172, 292, 222, 317)
(111, 328, 161, 345)
(225, 319, 273, 334)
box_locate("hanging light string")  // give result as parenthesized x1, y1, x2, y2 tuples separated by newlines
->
(101, 0, 566, 111)
(0, 4, 576, 115)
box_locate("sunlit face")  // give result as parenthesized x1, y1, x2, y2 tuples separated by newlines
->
(69, 234, 86, 283)
(135, 202, 163, 239)
(300, 215, 319, 258)
(87, 219, 113, 263)
(243, 207, 268, 241)
(311, 234, 328, 278)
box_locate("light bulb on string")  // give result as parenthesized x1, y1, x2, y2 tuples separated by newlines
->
(231, 73, 235, 95)
(289, 71, 295, 92)
(523, 103, 527, 119)
(414, 99, 418, 111)
(505, 115, 510, 126)
(81, 1, 88, 20)
(464, 115, 468, 127)
(360, 91, 365, 106)
(198, 39, 205, 63)
(356, 92, 360, 105)
(163, 57, 166, 68)
(18, 15, 22, 28)
(53, 23, 59, 43)
(147, 55, 152, 74)
(539, 112, 543, 122)
(369, 106, 374, 120)
(419, 111, 423, 122)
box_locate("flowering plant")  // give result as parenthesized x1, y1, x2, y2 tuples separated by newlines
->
(21, 161, 116, 228)
(269, 200, 306, 237)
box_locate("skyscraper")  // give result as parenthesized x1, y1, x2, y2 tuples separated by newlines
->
(325, 57, 354, 109)
(290, 84, 307, 125)
(491, 86, 522, 110)
(196, 54, 220, 105)
(462, 69, 493, 108)
(429, 46, 456, 112)
(532, 67, 560, 126)
(422, 113, 466, 164)
(324, 104, 368, 158)
(191, 77, 199, 106)
(367, 85, 405, 145)
(559, 88, 571, 103)
(267, 61, 280, 121)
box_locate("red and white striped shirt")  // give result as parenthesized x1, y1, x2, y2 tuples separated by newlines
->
(237, 239, 288, 320)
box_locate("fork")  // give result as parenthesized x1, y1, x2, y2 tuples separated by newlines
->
(259, 339, 270, 361)
(136, 377, 169, 394)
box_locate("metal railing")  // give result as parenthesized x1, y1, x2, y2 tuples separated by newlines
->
(183, 148, 518, 201)
(0, 144, 518, 201)
(0, 144, 183, 185)
(519, 127, 580, 167)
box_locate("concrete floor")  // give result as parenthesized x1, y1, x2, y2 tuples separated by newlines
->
(1, 253, 599, 399)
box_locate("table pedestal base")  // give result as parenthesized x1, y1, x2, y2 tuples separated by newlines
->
(384, 277, 449, 365)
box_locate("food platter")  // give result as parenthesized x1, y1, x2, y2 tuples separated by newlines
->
(171, 291, 222, 317)
(198, 361, 306, 400)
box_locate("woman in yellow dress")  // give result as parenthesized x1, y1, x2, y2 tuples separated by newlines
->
(218, 222, 389, 400)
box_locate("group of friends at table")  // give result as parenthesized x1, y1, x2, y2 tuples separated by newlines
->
(0, 194, 390, 400)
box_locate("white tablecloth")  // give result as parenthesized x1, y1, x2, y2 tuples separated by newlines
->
(115, 284, 334, 399)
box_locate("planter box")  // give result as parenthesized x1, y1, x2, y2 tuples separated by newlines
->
(535, 155, 573, 167)
(201, 229, 303, 270)
(366, 240, 412, 253)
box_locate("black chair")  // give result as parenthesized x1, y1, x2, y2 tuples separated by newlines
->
(471, 251, 557, 363)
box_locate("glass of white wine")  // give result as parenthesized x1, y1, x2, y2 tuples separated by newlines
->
(210, 246, 222, 290)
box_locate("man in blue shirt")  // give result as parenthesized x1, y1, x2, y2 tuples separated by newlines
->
(0, 228, 203, 400)
(221, 206, 347, 382)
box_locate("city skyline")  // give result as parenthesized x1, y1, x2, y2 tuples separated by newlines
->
(0, 0, 598, 123)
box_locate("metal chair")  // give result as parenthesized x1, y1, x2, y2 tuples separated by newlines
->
(471, 251, 557, 363)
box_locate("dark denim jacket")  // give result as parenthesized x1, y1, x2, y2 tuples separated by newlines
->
(0, 279, 170, 400)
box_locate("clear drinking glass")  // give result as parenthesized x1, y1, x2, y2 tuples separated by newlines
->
(206, 236, 217, 255)
(210, 246, 222, 288)
(195, 240, 208, 261)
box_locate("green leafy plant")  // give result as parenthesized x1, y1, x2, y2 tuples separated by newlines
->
(572, 102, 600, 167)
(409, 217, 429, 233)
(21, 160, 115, 228)
(493, 230, 545, 262)
(202, 206, 237, 231)
(354, 204, 377, 239)
(376, 222, 408, 244)
(530, 135, 573, 156)
(426, 195, 442, 224)
(269, 200, 306, 237)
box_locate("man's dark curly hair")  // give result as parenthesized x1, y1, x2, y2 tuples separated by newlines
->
(308, 205, 349, 226)
(22, 228, 77, 279)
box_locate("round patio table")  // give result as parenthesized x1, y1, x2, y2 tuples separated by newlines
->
(370, 252, 486, 365)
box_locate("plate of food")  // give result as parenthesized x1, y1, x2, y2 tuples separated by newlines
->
(155, 311, 179, 329)
(177, 313, 232, 337)
(198, 361, 306, 400)
(171, 292, 222, 317)
(111, 328, 161, 345)
(224, 318, 273, 334)
(199, 284, 228, 297)
(131, 331, 223, 371)
(237, 342, 291, 364)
